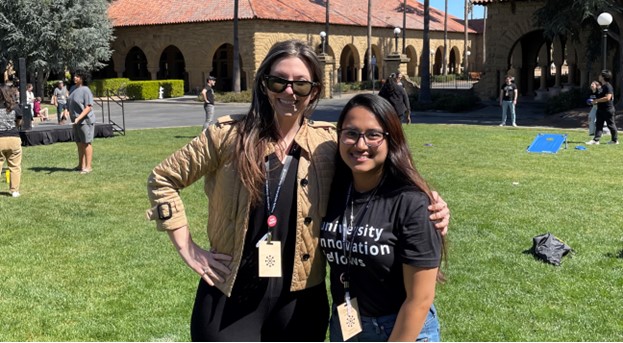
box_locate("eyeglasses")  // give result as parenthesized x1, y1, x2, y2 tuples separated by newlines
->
(339, 129, 388, 147)
(263, 75, 318, 97)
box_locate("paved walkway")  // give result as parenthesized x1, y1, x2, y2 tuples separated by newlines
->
(34, 92, 578, 131)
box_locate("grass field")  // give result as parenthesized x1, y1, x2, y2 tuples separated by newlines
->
(1, 124, 622, 341)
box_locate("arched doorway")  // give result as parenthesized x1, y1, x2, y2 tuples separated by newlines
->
(449, 47, 460, 74)
(212, 44, 246, 92)
(92, 59, 116, 80)
(405, 46, 418, 78)
(159, 45, 187, 91)
(124, 47, 150, 80)
(362, 46, 380, 82)
(339, 44, 359, 83)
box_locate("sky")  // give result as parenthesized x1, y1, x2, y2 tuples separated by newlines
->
(423, 1, 486, 20)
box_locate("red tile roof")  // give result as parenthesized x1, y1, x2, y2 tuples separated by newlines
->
(108, 0, 475, 33)
(471, 0, 516, 4)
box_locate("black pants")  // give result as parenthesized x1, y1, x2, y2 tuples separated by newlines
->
(190, 280, 329, 341)
(594, 108, 618, 142)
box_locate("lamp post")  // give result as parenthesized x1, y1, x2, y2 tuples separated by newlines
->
(320, 31, 327, 55)
(430, 49, 435, 76)
(393, 27, 401, 54)
(597, 12, 613, 70)
(465, 50, 471, 75)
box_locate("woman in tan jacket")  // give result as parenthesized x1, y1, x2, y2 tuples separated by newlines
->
(146, 40, 450, 341)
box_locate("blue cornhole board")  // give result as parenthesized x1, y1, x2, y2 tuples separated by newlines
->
(527, 133, 568, 154)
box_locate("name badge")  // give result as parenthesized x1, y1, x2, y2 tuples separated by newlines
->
(258, 241, 282, 277)
(337, 298, 362, 341)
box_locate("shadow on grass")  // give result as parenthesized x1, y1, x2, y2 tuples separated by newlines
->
(174, 135, 197, 139)
(605, 250, 623, 259)
(29, 166, 77, 174)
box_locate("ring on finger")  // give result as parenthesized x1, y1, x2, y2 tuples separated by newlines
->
(201, 270, 209, 277)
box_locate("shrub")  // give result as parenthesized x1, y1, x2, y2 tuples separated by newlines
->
(91, 78, 131, 97)
(126, 81, 160, 100)
(158, 80, 184, 98)
(544, 88, 585, 114)
(216, 90, 253, 103)
(124, 80, 184, 100)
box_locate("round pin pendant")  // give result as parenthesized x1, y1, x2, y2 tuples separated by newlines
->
(267, 215, 278, 228)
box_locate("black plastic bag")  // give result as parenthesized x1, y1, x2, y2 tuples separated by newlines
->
(531, 233, 572, 266)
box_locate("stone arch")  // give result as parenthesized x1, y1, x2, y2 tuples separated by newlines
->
(405, 45, 418, 77)
(212, 43, 246, 92)
(362, 45, 381, 82)
(339, 44, 360, 83)
(92, 58, 116, 80)
(433, 47, 444, 75)
(449, 46, 460, 74)
(159, 45, 188, 90)
(125, 46, 150, 80)
(508, 30, 546, 97)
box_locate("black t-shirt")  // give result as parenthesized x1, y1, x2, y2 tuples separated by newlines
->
(232, 145, 300, 298)
(501, 82, 517, 101)
(597, 82, 615, 111)
(320, 178, 441, 317)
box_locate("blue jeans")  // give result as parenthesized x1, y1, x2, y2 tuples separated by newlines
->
(56, 103, 66, 122)
(501, 100, 516, 125)
(329, 304, 440, 342)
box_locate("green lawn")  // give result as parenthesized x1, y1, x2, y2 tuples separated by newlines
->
(1, 124, 621, 341)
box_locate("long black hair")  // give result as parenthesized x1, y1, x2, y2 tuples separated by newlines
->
(335, 93, 432, 200)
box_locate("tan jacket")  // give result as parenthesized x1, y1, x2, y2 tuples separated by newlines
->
(146, 115, 337, 296)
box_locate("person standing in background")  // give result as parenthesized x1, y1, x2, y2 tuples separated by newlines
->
(586, 70, 618, 145)
(378, 74, 411, 125)
(67, 70, 96, 174)
(52, 80, 69, 124)
(201, 76, 216, 130)
(0, 86, 23, 197)
(499, 76, 518, 127)
(26, 83, 35, 118)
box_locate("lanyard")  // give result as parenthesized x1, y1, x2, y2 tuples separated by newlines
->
(264, 154, 293, 243)
(340, 178, 383, 311)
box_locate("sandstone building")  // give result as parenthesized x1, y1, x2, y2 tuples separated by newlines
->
(104, 0, 482, 98)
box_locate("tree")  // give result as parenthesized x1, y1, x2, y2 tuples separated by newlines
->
(0, 0, 113, 95)
(534, 0, 621, 67)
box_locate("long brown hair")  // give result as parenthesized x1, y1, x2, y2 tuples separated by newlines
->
(234, 40, 324, 204)
(336, 93, 447, 280)
(0, 86, 17, 112)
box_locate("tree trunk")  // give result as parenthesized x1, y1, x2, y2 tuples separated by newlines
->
(232, 0, 241, 93)
(419, 0, 432, 104)
(443, 0, 448, 75)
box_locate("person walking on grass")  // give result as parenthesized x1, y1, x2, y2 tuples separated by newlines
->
(67, 70, 96, 174)
(586, 70, 618, 145)
(499, 76, 518, 127)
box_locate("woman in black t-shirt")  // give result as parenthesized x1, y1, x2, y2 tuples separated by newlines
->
(321, 93, 445, 341)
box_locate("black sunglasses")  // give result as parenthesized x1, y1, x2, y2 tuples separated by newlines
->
(263, 75, 318, 97)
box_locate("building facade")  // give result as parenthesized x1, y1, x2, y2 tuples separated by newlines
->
(473, 0, 622, 102)
(105, 0, 483, 98)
